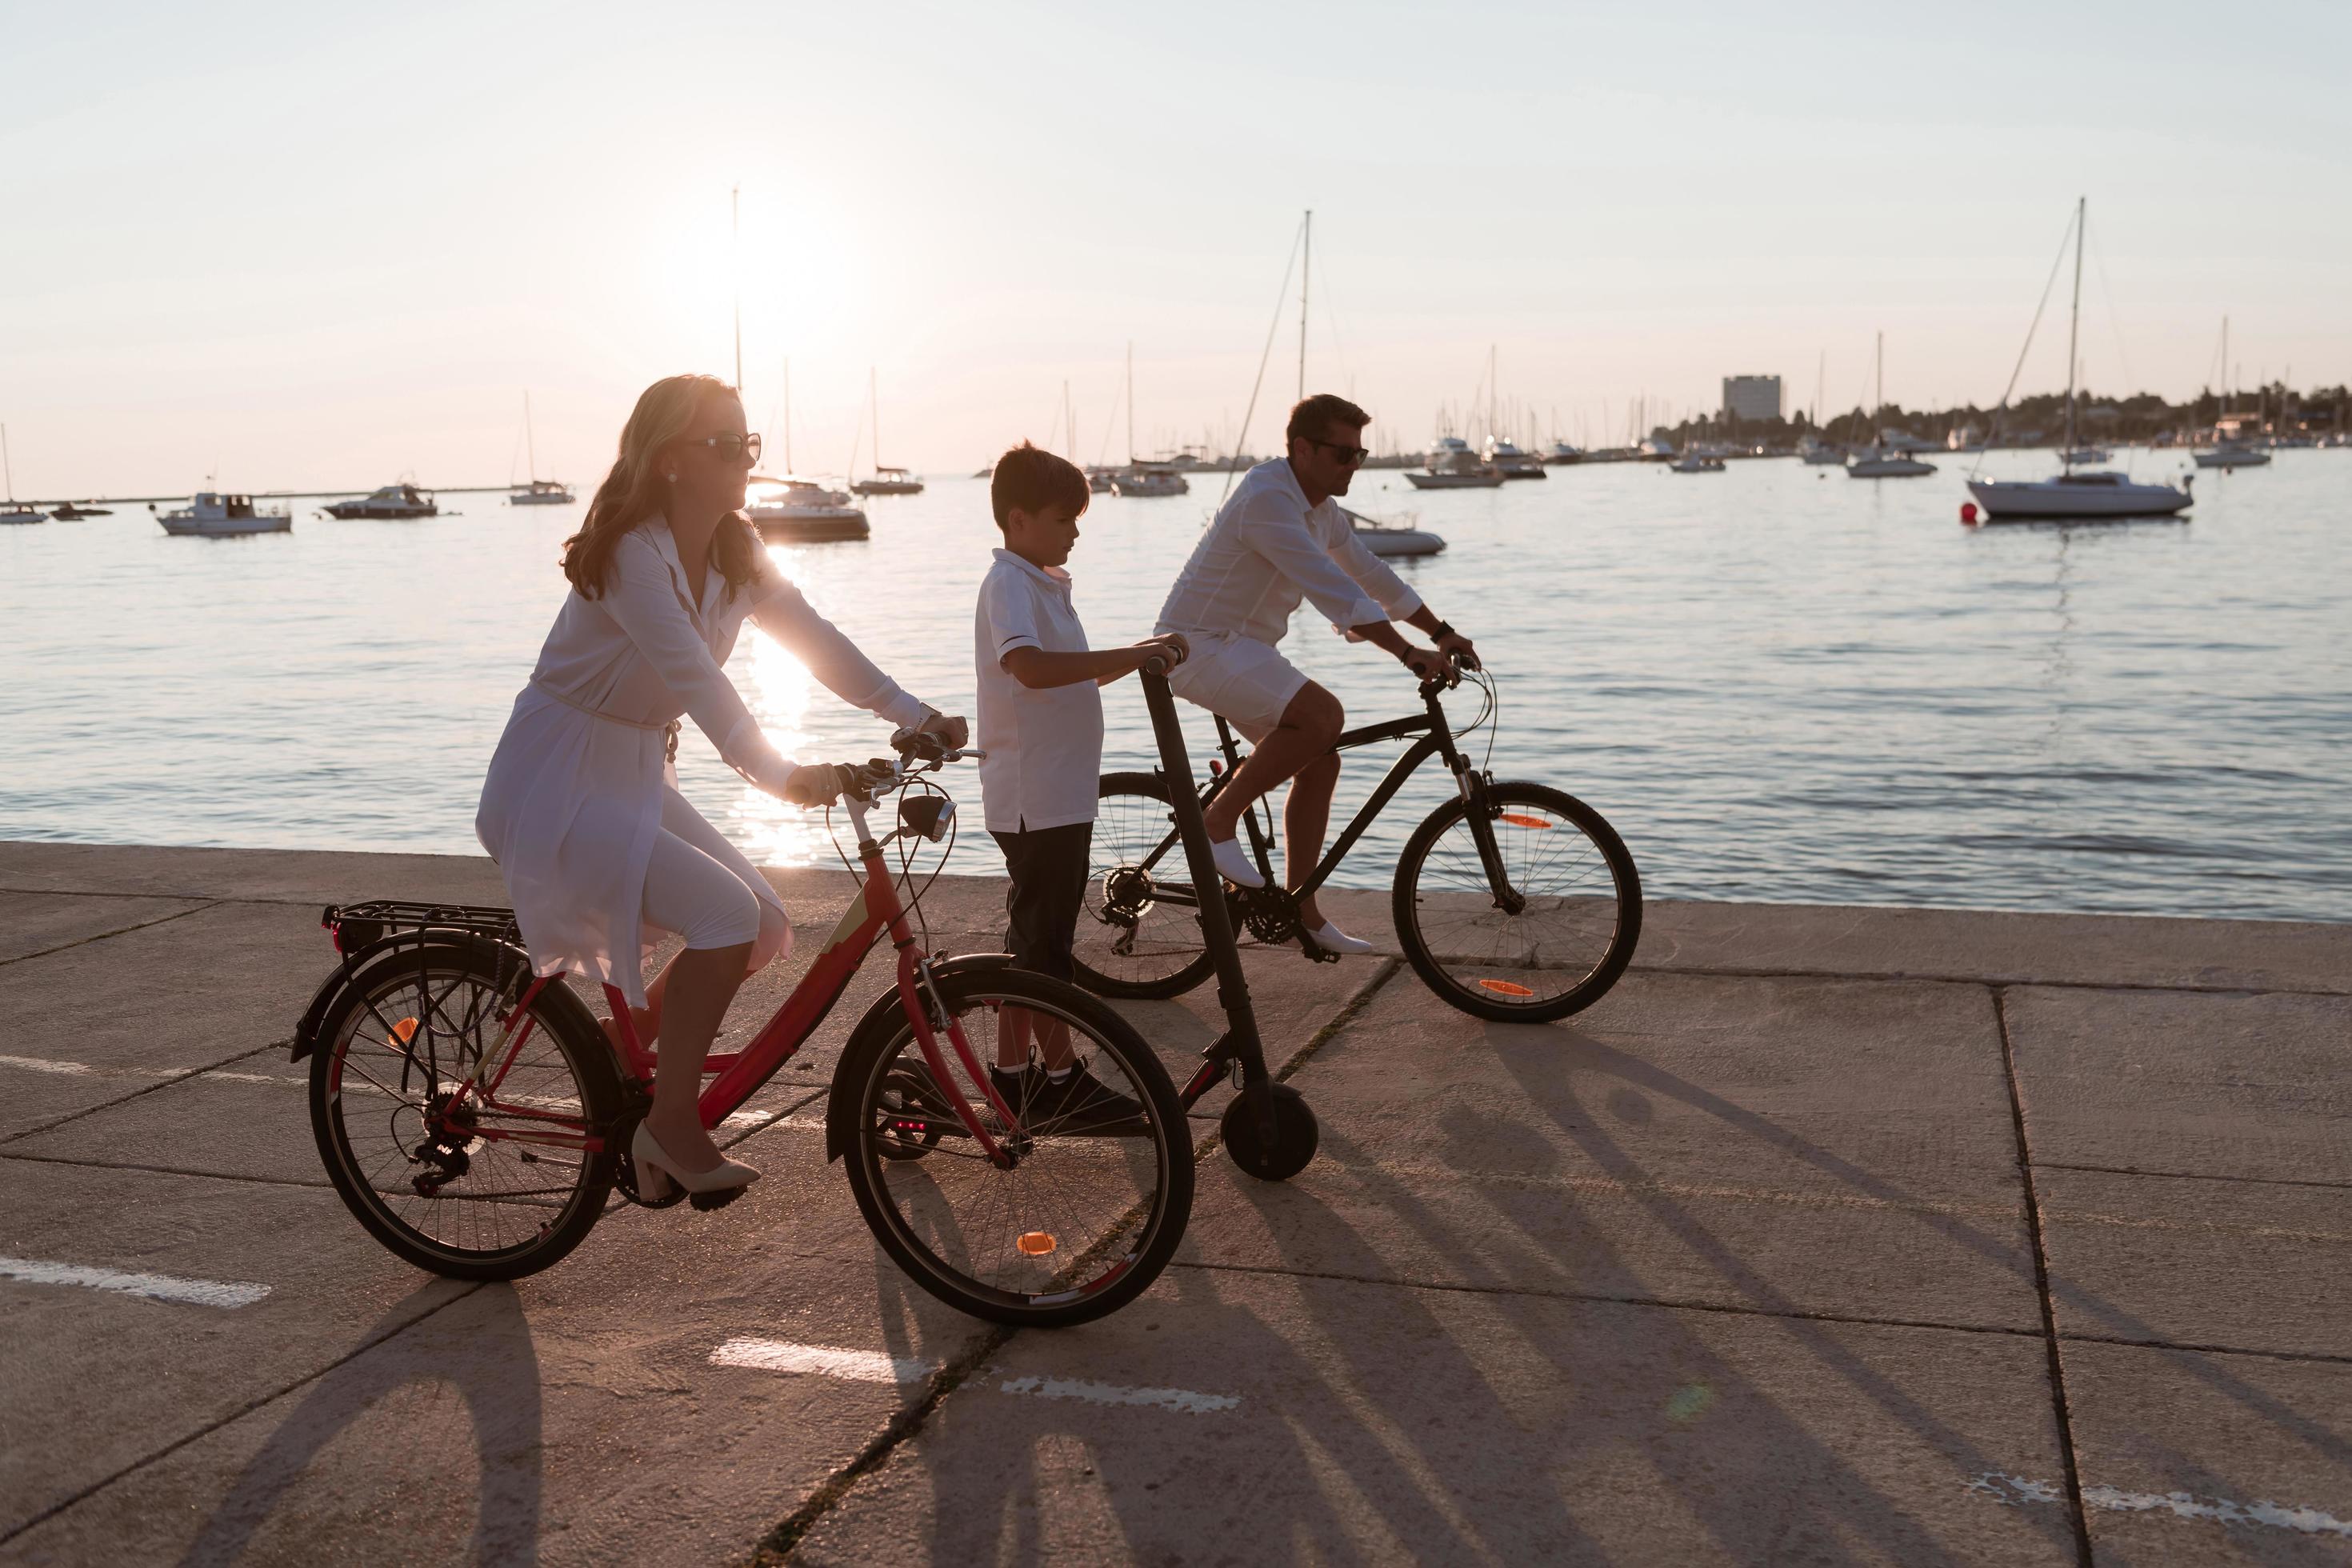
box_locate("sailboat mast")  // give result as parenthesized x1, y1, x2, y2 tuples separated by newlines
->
(1126, 341, 1136, 464)
(1, 423, 12, 502)
(524, 392, 538, 484)
(782, 358, 793, 473)
(730, 185, 743, 393)
(869, 367, 880, 474)
(1298, 210, 1311, 402)
(1874, 331, 1883, 442)
(2063, 196, 2085, 463)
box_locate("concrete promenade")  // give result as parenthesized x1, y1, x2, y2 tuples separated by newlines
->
(1, 839, 2346, 1566)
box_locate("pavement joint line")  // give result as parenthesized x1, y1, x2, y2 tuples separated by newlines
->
(739, 958, 1404, 1563)
(0, 1149, 336, 1190)
(2052, 1331, 2352, 1369)
(1993, 985, 2095, 1568)
(0, 1039, 293, 1146)
(0, 1281, 486, 1549)
(0, 1254, 271, 1308)
(2034, 1160, 2352, 1194)
(0, 898, 225, 970)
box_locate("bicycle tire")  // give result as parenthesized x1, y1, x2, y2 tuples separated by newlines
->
(1391, 782, 1642, 1023)
(837, 967, 1194, 1327)
(1070, 771, 1217, 1000)
(309, 940, 622, 1280)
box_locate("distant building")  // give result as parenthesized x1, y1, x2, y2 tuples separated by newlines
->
(1722, 375, 1782, 426)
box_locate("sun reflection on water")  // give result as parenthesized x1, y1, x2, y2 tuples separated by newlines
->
(727, 550, 836, 868)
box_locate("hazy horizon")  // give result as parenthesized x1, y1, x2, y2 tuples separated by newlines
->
(4, 0, 2347, 497)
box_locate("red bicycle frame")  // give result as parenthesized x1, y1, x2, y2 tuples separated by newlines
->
(419, 786, 1018, 1166)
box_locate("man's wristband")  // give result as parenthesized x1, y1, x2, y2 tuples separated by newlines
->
(1430, 620, 1456, 639)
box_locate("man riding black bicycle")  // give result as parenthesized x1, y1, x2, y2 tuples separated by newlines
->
(1154, 394, 1479, 955)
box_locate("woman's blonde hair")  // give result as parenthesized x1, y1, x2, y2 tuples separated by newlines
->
(562, 374, 759, 599)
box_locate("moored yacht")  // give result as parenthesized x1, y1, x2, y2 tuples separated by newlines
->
(1485, 437, 1546, 479)
(160, 492, 294, 537)
(0, 425, 42, 522)
(510, 478, 574, 506)
(1542, 440, 1582, 466)
(746, 475, 870, 542)
(850, 466, 925, 497)
(1670, 452, 1726, 473)
(1404, 436, 1504, 489)
(1848, 449, 1937, 478)
(325, 483, 437, 519)
(2192, 441, 2271, 470)
(1110, 466, 1188, 498)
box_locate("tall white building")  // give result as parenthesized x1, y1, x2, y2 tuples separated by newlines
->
(1722, 375, 1782, 426)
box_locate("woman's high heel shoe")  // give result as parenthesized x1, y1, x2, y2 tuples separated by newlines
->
(632, 1122, 761, 1198)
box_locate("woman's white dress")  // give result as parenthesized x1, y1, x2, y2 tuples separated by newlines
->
(477, 518, 925, 1006)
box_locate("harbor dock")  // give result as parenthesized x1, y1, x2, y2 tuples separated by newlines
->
(2, 841, 2346, 1564)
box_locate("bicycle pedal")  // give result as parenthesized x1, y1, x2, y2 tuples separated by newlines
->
(688, 1186, 745, 1213)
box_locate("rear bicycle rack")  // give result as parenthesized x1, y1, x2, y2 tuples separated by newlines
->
(322, 899, 523, 954)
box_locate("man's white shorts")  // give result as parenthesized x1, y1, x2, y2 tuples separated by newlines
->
(1162, 630, 1309, 734)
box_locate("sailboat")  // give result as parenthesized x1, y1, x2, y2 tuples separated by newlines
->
(1110, 343, 1187, 497)
(1847, 334, 1936, 478)
(509, 392, 574, 505)
(2, 426, 46, 524)
(1966, 198, 2192, 521)
(746, 362, 871, 542)
(850, 369, 924, 496)
(2192, 318, 2272, 470)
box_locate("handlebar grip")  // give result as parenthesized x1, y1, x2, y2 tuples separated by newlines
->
(1141, 654, 1174, 678)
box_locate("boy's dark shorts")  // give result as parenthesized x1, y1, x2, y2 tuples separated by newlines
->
(990, 821, 1094, 983)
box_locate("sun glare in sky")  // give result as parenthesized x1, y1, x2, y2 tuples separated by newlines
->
(2, 0, 2346, 495)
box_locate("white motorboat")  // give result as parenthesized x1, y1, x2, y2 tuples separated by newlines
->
(325, 483, 437, 519)
(2192, 441, 2271, 470)
(1, 425, 42, 522)
(1965, 199, 2191, 522)
(507, 393, 572, 503)
(1849, 450, 1936, 478)
(1344, 507, 1444, 558)
(1670, 453, 1726, 473)
(1967, 469, 2193, 520)
(1485, 437, 1546, 479)
(1798, 435, 1848, 466)
(1542, 440, 1582, 466)
(746, 475, 870, 542)
(851, 466, 925, 497)
(1110, 467, 1189, 498)
(160, 492, 294, 537)
(1405, 436, 1505, 489)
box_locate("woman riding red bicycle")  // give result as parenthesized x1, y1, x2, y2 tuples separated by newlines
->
(473, 374, 965, 1200)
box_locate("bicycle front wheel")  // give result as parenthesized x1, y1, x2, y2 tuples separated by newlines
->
(309, 941, 622, 1280)
(1392, 782, 1642, 1023)
(838, 967, 1194, 1328)
(1070, 772, 1216, 999)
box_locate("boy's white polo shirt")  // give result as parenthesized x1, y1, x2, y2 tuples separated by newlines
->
(974, 547, 1103, 834)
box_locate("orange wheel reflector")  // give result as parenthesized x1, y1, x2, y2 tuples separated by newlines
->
(1498, 814, 1553, 830)
(1477, 979, 1537, 998)
(1017, 1231, 1058, 1256)
(390, 1017, 419, 1044)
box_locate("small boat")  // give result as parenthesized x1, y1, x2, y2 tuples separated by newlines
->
(1542, 440, 1583, 466)
(1967, 469, 2193, 520)
(50, 502, 112, 519)
(1404, 436, 1505, 489)
(325, 483, 437, 519)
(507, 394, 572, 503)
(1485, 437, 1546, 479)
(851, 466, 925, 497)
(746, 475, 870, 542)
(1110, 466, 1189, 498)
(2192, 441, 2271, 470)
(1344, 507, 1445, 558)
(1084, 466, 1117, 494)
(1848, 449, 1937, 478)
(160, 492, 294, 537)
(1670, 453, 1726, 473)
(1, 424, 43, 522)
(1798, 437, 1848, 466)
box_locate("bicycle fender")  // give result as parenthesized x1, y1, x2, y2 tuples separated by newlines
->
(822, 952, 1014, 1162)
(287, 930, 536, 1062)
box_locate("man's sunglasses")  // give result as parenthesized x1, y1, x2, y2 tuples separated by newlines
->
(1305, 437, 1370, 466)
(682, 431, 762, 462)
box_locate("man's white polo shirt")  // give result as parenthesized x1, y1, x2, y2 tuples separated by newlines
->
(974, 547, 1103, 834)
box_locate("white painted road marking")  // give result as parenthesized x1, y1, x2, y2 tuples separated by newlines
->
(0, 1054, 299, 1087)
(990, 1373, 1240, 1414)
(708, 1339, 1241, 1414)
(710, 1338, 939, 1384)
(0, 1255, 270, 1309)
(1970, 1472, 2351, 1538)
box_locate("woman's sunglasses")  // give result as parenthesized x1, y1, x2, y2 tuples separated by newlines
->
(682, 432, 762, 462)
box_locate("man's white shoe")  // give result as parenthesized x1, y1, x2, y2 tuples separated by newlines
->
(1304, 920, 1376, 955)
(1210, 836, 1265, 888)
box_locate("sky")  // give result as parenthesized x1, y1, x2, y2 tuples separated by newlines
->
(3, 0, 2348, 497)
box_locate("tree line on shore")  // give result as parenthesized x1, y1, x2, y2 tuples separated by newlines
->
(1666, 382, 2349, 448)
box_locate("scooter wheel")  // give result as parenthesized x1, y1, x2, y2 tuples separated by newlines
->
(1221, 1083, 1318, 1182)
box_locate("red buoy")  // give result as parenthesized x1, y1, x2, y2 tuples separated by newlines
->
(1960, 502, 1979, 525)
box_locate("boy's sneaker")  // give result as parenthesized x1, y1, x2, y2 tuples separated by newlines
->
(1022, 1062, 1150, 1134)
(987, 1065, 1042, 1130)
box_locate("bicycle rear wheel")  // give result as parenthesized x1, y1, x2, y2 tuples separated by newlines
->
(309, 941, 621, 1280)
(1070, 772, 1216, 999)
(1392, 782, 1642, 1023)
(838, 967, 1193, 1327)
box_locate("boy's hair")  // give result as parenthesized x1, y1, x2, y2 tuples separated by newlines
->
(990, 441, 1091, 528)
(1285, 393, 1371, 446)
